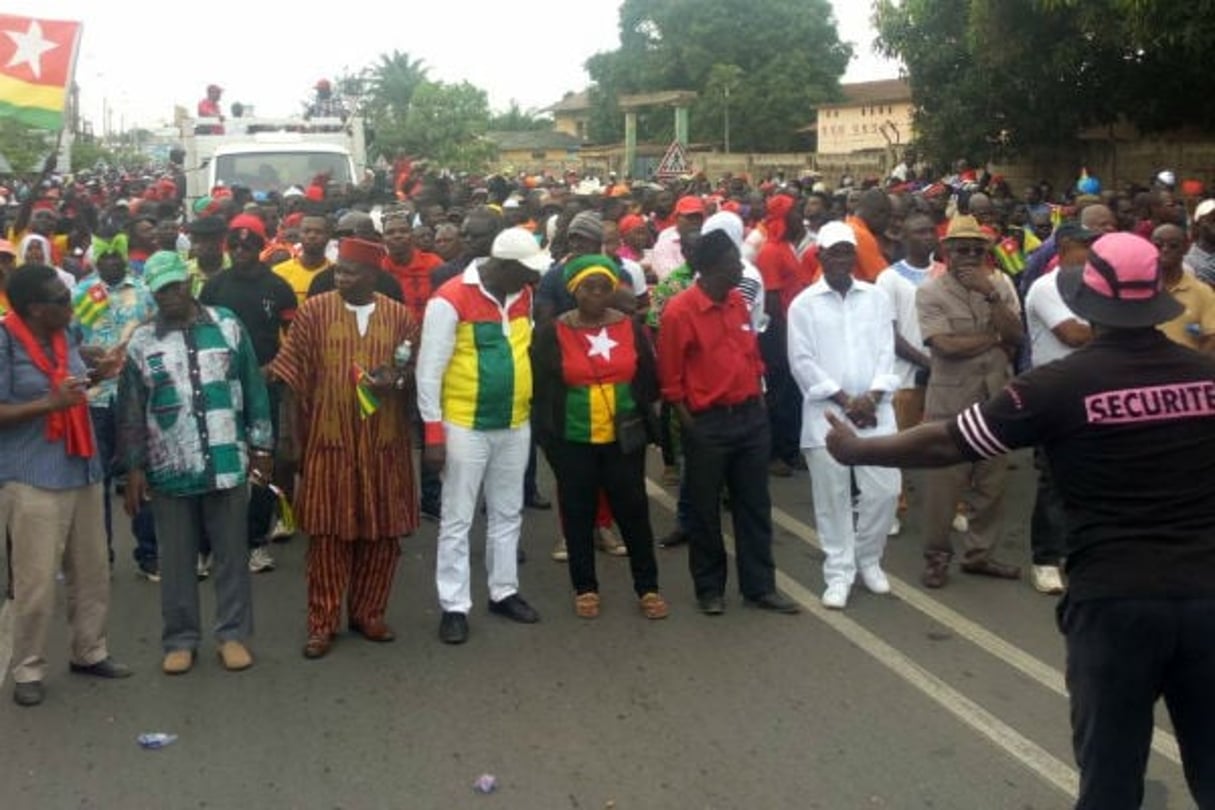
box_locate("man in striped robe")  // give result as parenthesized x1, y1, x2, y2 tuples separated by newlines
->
(271, 238, 419, 659)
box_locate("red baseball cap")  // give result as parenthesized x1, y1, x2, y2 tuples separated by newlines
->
(674, 196, 705, 216)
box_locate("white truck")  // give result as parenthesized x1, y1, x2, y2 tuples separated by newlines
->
(179, 115, 368, 207)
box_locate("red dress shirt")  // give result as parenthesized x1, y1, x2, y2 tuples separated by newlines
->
(657, 283, 764, 412)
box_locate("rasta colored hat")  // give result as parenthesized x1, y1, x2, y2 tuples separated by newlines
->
(337, 238, 385, 268)
(1057, 232, 1183, 328)
(563, 254, 621, 292)
(143, 251, 189, 293)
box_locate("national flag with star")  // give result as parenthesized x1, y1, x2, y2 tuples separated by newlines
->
(555, 319, 637, 443)
(73, 282, 109, 327)
(351, 362, 380, 419)
(0, 15, 83, 130)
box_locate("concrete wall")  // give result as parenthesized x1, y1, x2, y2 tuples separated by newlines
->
(994, 137, 1215, 196)
(817, 102, 915, 155)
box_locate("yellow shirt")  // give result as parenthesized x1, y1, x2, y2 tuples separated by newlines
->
(273, 256, 332, 304)
(1160, 273, 1215, 350)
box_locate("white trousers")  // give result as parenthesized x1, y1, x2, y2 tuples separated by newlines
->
(435, 423, 529, 613)
(806, 448, 900, 588)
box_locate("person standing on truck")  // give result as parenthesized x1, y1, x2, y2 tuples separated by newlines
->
(306, 79, 347, 122)
(196, 84, 224, 135)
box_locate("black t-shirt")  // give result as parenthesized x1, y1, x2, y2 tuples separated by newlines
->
(947, 328, 1215, 601)
(306, 266, 403, 303)
(199, 266, 297, 365)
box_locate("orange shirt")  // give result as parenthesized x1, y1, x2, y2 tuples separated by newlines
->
(845, 216, 888, 283)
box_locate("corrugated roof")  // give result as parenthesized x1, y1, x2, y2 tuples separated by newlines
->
(544, 90, 592, 114)
(483, 130, 583, 151)
(825, 79, 911, 107)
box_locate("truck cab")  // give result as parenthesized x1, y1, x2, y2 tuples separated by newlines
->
(180, 116, 367, 206)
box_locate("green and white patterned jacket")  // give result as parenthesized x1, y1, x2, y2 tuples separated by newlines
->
(117, 305, 273, 496)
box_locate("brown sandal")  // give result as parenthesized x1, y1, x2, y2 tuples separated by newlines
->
(574, 592, 600, 619)
(639, 592, 669, 620)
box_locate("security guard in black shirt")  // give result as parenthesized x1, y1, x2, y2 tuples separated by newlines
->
(825, 232, 1215, 810)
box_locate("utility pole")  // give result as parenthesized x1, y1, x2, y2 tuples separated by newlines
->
(723, 84, 731, 154)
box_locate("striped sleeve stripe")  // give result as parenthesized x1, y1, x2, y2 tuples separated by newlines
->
(956, 404, 1012, 458)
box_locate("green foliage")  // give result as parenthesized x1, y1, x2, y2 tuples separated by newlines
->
(875, 0, 1215, 165)
(390, 81, 495, 171)
(0, 118, 53, 173)
(489, 102, 553, 132)
(585, 0, 850, 151)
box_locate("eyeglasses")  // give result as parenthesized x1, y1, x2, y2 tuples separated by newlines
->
(950, 245, 989, 258)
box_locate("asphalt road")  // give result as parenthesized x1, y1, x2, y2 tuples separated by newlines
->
(0, 450, 1197, 810)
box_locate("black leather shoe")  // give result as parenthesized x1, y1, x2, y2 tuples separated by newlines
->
(439, 612, 469, 644)
(697, 594, 725, 615)
(69, 657, 133, 679)
(524, 493, 552, 510)
(13, 681, 43, 706)
(488, 594, 540, 623)
(658, 528, 689, 548)
(745, 592, 800, 614)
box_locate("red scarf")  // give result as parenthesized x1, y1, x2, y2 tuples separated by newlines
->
(4, 313, 95, 458)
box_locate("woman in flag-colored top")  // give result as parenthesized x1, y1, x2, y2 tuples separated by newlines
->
(531, 254, 668, 620)
(270, 238, 419, 660)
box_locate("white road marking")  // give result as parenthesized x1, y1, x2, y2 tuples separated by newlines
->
(645, 480, 1081, 799)
(763, 500, 1184, 765)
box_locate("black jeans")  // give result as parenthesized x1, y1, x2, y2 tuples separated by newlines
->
(1060, 596, 1215, 809)
(759, 324, 801, 465)
(682, 399, 777, 600)
(546, 439, 658, 596)
(1029, 447, 1066, 565)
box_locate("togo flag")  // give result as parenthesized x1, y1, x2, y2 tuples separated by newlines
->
(73, 283, 109, 327)
(351, 362, 380, 419)
(0, 16, 83, 130)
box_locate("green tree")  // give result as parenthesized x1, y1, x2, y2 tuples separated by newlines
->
(488, 102, 553, 132)
(0, 118, 53, 173)
(365, 50, 429, 124)
(585, 0, 850, 151)
(390, 81, 495, 171)
(874, 0, 1215, 165)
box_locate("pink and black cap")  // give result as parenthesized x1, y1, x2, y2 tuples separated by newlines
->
(1057, 232, 1182, 328)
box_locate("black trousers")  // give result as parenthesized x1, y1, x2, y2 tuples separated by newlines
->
(759, 324, 801, 465)
(546, 439, 658, 596)
(1060, 596, 1215, 809)
(682, 400, 777, 600)
(1029, 447, 1067, 565)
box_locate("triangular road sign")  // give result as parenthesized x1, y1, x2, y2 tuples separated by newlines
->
(655, 140, 690, 179)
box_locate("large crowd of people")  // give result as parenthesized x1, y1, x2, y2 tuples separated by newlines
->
(2, 156, 1213, 808)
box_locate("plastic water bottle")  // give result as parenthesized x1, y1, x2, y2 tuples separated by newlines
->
(393, 340, 413, 390)
(137, 732, 178, 749)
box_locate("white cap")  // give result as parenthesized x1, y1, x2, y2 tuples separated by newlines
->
(1196, 199, 1215, 221)
(817, 221, 857, 250)
(702, 211, 744, 250)
(283, 186, 305, 198)
(491, 227, 550, 271)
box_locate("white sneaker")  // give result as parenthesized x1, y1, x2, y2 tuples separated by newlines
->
(269, 517, 294, 541)
(821, 582, 850, 610)
(550, 537, 569, 562)
(887, 518, 901, 537)
(196, 554, 212, 581)
(951, 512, 969, 533)
(860, 565, 891, 595)
(1031, 564, 1065, 595)
(249, 547, 276, 573)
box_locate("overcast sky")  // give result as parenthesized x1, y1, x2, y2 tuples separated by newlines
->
(16, 1, 899, 131)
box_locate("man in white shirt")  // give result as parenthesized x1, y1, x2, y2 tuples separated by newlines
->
(788, 221, 900, 609)
(1023, 222, 1096, 594)
(875, 211, 940, 531)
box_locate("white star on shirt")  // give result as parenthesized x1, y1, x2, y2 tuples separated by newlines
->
(585, 327, 618, 361)
(4, 20, 59, 80)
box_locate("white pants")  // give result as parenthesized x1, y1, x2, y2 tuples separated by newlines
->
(435, 423, 529, 613)
(806, 448, 900, 588)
